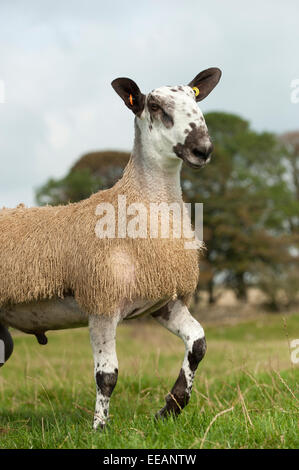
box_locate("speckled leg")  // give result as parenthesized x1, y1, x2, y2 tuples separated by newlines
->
(152, 299, 206, 418)
(89, 313, 120, 430)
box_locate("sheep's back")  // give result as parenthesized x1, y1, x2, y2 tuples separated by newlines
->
(0, 204, 69, 306)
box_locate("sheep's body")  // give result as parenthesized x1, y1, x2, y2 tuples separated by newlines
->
(0, 69, 222, 428)
(0, 296, 87, 333)
(0, 296, 170, 335)
(0, 158, 199, 326)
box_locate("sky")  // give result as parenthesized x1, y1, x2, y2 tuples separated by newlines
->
(0, 0, 298, 207)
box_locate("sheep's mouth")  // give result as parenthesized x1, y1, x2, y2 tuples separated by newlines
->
(184, 156, 210, 169)
(188, 149, 212, 168)
(173, 145, 212, 169)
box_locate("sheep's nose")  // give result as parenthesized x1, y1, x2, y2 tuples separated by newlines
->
(192, 142, 213, 161)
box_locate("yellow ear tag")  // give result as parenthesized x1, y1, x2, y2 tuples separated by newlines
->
(193, 86, 200, 97)
(129, 94, 134, 106)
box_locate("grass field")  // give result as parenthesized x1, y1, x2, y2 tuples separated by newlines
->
(0, 311, 298, 449)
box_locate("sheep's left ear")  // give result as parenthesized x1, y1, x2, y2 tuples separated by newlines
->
(111, 77, 145, 117)
(188, 67, 222, 102)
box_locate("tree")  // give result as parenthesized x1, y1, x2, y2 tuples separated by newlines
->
(280, 131, 299, 232)
(35, 169, 102, 206)
(35, 151, 129, 206)
(71, 151, 129, 189)
(182, 112, 298, 304)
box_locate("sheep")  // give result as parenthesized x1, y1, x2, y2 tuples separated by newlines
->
(0, 68, 221, 429)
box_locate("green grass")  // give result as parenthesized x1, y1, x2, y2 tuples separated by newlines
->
(0, 312, 298, 449)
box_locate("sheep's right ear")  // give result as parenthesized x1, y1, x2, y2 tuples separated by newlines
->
(111, 78, 145, 117)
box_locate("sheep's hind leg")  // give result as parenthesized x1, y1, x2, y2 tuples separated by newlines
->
(0, 325, 14, 367)
(89, 313, 119, 430)
(152, 299, 206, 418)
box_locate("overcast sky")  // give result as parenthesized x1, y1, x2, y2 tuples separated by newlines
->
(0, 0, 298, 207)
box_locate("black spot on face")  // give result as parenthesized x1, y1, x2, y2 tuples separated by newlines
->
(161, 111, 174, 129)
(173, 123, 211, 169)
(147, 94, 175, 129)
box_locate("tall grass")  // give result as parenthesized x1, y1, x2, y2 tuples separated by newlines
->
(0, 313, 298, 448)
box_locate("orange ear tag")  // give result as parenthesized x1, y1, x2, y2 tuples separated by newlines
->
(129, 94, 134, 105)
(193, 87, 200, 97)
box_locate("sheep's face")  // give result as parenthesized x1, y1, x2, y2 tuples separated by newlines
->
(112, 68, 221, 170)
(141, 85, 213, 169)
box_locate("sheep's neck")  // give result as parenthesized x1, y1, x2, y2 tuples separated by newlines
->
(122, 125, 183, 203)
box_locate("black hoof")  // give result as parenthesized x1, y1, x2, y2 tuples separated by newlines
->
(0, 325, 14, 367)
(93, 421, 109, 432)
(93, 416, 110, 431)
(155, 406, 170, 420)
(155, 400, 182, 420)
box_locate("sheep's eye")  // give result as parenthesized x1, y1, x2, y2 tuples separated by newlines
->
(150, 103, 159, 111)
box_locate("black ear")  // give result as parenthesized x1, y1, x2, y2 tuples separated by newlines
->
(111, 77, 145, 116)
(188, 67, 222, 102)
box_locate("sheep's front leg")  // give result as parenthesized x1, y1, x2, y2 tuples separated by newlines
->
(152, 299, 206, 418)
(89, 314, 119, 430)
